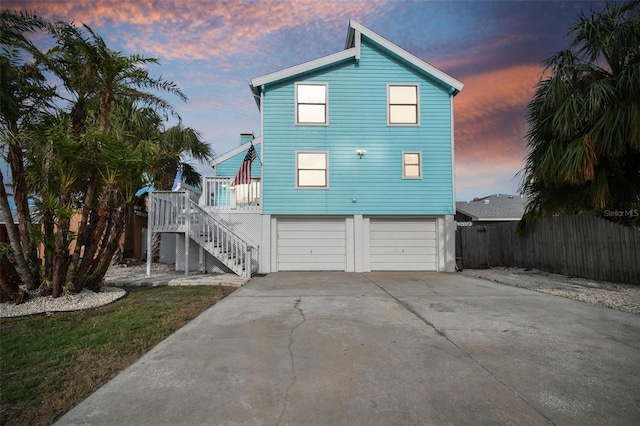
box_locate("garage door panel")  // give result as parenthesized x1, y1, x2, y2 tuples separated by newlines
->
(370, 231, 436, 241)
(278, 262, 346, 271)
(370, 219, 437, 271)
(371, 261, 437, 270)
(278, 246, 346, 256)
(370, 239, 434, 248)
(371, 221, 436, 231)
(278, 230, 345, 240)
(278, 238, 346, 248)
(370, 246, 437, 256)
(277, 218, 346, 271)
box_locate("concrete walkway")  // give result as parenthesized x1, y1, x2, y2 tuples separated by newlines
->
(56, 272, 640, 425)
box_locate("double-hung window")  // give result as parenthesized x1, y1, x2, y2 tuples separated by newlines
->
(388, 84, 419, 125)
(402, 152, 422, 179)
(297, 152, 328, 188)
(296, 83, 327, 124)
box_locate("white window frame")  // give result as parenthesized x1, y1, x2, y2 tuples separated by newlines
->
(388, 84, 420, 126)
(296, 82, 328, 125)
(296, 151, 329, 188)
(402, 151, 422, 179)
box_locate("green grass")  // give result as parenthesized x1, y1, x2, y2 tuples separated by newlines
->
(0, 285, 236, 426)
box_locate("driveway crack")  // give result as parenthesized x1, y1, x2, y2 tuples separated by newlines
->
(364, 276, 557, 426)
(277, 297, 306, 426)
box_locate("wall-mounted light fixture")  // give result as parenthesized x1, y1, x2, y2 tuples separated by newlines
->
(356, 149, 367, 158)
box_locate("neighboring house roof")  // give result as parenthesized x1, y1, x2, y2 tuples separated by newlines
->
(456, 194, 528, 221)
(211, 137, 262, 168)
(249, 19, 463, 107)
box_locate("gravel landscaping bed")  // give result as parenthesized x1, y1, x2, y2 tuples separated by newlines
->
(0, 263, 244, 318)
(0, 287, 126, 318)
(461, 267, 640, 315)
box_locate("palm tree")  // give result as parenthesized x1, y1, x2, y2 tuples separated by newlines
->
(1, 11, 191, 297)
(519, 0, 640, 227)
(0, 11, 56, 296)
(154, 123, 213, 190)
(147, 123, 214, 261)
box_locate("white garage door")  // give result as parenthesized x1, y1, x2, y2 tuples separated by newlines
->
(370, 219, 437, 271)
(277, 218, 346, 271)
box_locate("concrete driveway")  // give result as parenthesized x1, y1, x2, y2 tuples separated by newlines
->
(56, 272, 640, 425)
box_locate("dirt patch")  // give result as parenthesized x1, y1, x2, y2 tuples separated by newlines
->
(460, 267, 640, 315)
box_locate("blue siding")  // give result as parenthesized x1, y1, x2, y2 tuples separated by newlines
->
(215, 144, 261, 178)
(262, 38, 454, 215)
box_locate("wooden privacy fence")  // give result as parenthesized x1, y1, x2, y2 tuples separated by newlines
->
(457, 215, 640, 284)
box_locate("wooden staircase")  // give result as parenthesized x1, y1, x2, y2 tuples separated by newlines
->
(147, 190, 253, 277)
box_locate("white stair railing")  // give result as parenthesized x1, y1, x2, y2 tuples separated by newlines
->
(147, 190, 253, 277)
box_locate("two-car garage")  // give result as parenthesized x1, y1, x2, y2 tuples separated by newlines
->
(275, 217, 439, 272)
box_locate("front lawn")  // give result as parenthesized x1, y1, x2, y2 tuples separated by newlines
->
(0, 285, 235, 426)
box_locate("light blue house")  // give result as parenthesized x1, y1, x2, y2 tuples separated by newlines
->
(148, 20, 463, 275)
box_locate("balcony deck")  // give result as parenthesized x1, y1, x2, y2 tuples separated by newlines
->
(202, 177, 261, 212)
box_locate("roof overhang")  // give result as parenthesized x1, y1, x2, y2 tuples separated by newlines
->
(211, 137, 262, 167)
(249, 20, 463, 108)
(346, 20, 463, 95)
(250, 48, 357, 108)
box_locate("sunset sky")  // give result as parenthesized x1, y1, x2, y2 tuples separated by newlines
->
(5, 0, 605, 201)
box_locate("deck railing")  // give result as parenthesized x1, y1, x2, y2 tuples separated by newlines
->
(147, 190, 253, 277)
(202, 177, 261, 211)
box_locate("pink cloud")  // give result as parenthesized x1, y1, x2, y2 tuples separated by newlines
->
(453, 64, 543, 197)
(9, 0, 390, 61)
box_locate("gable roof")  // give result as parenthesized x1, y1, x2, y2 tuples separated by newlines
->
(211, 137, 262, 168)
(249, 20, 463, 107)
(456, 194, 528, 221)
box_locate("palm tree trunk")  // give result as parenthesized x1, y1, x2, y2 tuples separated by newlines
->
(6, 135, 40, 289)
(0, 169, 37, 291)
(65, 178, 96, 284)
(85, 206, 126, 291)
(151, 231, 161, 262)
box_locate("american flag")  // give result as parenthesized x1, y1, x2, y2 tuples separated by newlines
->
(231, 144, 257, 186)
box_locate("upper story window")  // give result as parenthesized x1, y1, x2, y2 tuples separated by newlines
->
(296, 83, 327, 124)
(388, 84, 419, 125)
(402, 151, 422, 179)
(297, 152, 328, 188)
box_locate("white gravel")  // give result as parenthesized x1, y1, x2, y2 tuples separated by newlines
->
(0, 287, 126, 318)
(461, 267, 640, 315)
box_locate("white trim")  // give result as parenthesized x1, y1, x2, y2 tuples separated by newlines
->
(295, 82, 329, 125)
(251, 48, 356, 89)
(210, 137, 262, 167)
(444, 215, 455, 272)
(346, 216, 355, 272)
(260, 214, 271, 274)
(388, 84, 420, 126)
(349, 20, 463, 93)
(402, 151, 423, 179)
(270, 216, 278, 272)
(450, 94, 456, 213)
(295, 151, 329, 189)
(354, 214, 365, 272)
(260, 91, 265, 210)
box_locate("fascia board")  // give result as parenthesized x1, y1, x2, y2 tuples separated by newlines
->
(476, 217, 522, 221)
(348, 19, 464, 94)
(250, 48, 356, 89)
(455, 207, 480, 220)
(211, 137, 262, 167)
